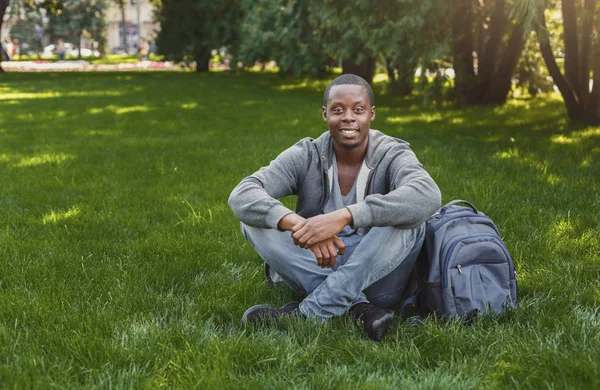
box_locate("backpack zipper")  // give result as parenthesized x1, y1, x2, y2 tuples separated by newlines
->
(456, 259, 507, 274)
(442, 234, 510, 288)
(433, 214, 498, 234)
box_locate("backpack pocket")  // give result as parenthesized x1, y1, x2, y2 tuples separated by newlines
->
(451, 259, 511, 316)
(444, 235, 512, 316)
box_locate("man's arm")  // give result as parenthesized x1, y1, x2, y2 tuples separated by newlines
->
(228, 139, 310, 229)
(346, 144, 441, 229)
(291, 208, 353, 248)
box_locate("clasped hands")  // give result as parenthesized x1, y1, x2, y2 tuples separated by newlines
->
(279, 208, 353, 269)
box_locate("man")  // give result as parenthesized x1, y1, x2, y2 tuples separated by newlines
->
(228, 74, 441, 341)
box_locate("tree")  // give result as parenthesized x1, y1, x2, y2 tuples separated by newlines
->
(531, 0, 600, 124)
(112, 0, 127, 53)
(316, 0, 447, 92)
(451, 0, 528, 105)
(238, 0, 332, 77)
(0, 0, 10, 72)
(154, 0, 243, 72)
(6, 0, 45, 56)
(45, 0, 107, 59)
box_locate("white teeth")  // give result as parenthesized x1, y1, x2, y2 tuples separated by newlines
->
(341, 130, 357, 134)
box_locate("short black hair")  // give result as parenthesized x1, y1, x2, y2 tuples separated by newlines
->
(323, 74, 374, 107)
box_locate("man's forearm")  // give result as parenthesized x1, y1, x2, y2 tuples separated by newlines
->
(277, 213, 306, 231)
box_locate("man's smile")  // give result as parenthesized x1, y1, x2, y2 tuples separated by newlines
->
(340, 127, 360, 137)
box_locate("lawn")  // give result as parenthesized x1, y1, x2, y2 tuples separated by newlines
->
(0, 72, 599, 388)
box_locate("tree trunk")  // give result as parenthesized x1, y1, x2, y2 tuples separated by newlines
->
(78, 33, 83, 60)
(586, 35, 600, 125)
(386, 57, 396, 84)
(561, 0, 582, 99)
(452, 0, 476, 104)
(580, 0, 595, 109)
(0, 0, 8, 73)
(342, 56, 376, 84)
(483, 23, 526, 104)
(120, 5, 128, 54)
(194, 51, 211, 72)
(477, 0, 508, 100)
(537, 13, 584, 120)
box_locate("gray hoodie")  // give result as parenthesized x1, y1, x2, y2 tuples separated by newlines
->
(228, 129, 441, 230)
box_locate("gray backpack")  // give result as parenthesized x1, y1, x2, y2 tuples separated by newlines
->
(403, 200, 518, 320)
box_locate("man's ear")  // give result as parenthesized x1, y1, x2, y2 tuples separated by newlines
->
(322, 106, 327, 121)
(370, 106, 376, 121)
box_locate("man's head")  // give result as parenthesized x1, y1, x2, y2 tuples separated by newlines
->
(323, 74, 374, 107)
(322, 74, 376, 151)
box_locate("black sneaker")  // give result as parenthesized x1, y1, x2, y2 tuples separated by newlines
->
(350, 302, 394, 342)
(241, 301, 304, 326)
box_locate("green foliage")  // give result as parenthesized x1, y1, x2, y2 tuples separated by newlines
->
(0, 72, 599, 387)
(238, 0, 331, 77)
(45, 0, 107, 47)
(238, 0, 448, 86)
(6, 0, 45, 55)
(154, 0, 243, 71)
(515, 33, 555, 97)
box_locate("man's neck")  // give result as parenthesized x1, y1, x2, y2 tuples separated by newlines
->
(333, 140, 368, 167)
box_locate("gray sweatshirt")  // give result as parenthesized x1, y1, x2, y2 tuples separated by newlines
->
(228, 129, 441, 230)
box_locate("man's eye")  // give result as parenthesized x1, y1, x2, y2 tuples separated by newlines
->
(354, 107, 364, 113)
(333, 108, 344, 114)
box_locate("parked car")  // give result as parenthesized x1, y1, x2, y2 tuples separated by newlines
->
(43, 43, 100, 58)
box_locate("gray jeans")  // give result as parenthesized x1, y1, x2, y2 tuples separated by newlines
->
(241, 222, 425, 319)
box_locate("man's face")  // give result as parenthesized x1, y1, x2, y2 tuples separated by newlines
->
(322, 84, 375, 151)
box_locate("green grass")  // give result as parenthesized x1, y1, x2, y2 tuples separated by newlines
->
(0, 72, 599, 388)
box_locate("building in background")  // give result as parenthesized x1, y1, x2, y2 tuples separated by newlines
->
(106, 0, 158, 54)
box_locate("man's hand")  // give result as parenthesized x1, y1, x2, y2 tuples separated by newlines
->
(291, 208, 353, 248)
(309, 236, 346, 268)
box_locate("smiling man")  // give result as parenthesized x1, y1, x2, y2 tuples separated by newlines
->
(228, 74, 441, 341)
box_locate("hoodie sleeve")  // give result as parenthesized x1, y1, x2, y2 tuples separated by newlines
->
(228, 139, 311, 229)
(346, 143, 441, 229)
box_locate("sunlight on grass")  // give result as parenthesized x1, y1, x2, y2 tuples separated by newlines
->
(546, 216, 600, 256)
(115, 106, 151, 115)
(0, 91, 61, 100)
(495, 148, 520, 160)
(15, 152, 75, 167)
(544, 173, 562, 185)
(386, 116, 412, 124)
(42, 205, 81, 224)
(551, 128, 600, 145)
(74, 129, 122, 137)
(581, 157, 593, 167)
(276, 81, 309, 91)
(181, 102, 198, 110)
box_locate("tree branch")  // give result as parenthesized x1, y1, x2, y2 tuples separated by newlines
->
(537, 11, 583, 119)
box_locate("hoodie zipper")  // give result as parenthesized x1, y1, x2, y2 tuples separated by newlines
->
(315, 155, 329, 215)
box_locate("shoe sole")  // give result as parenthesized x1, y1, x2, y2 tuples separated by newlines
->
(241, 305, 275, 325)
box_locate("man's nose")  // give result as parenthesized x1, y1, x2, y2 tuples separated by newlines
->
(342, 111, 356, 122)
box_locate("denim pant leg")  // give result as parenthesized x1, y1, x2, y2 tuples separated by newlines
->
(299, 224, 425, 319)
(241, 222, 332, 296)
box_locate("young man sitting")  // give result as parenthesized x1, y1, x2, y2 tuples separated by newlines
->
(228, 74, 441, 341)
